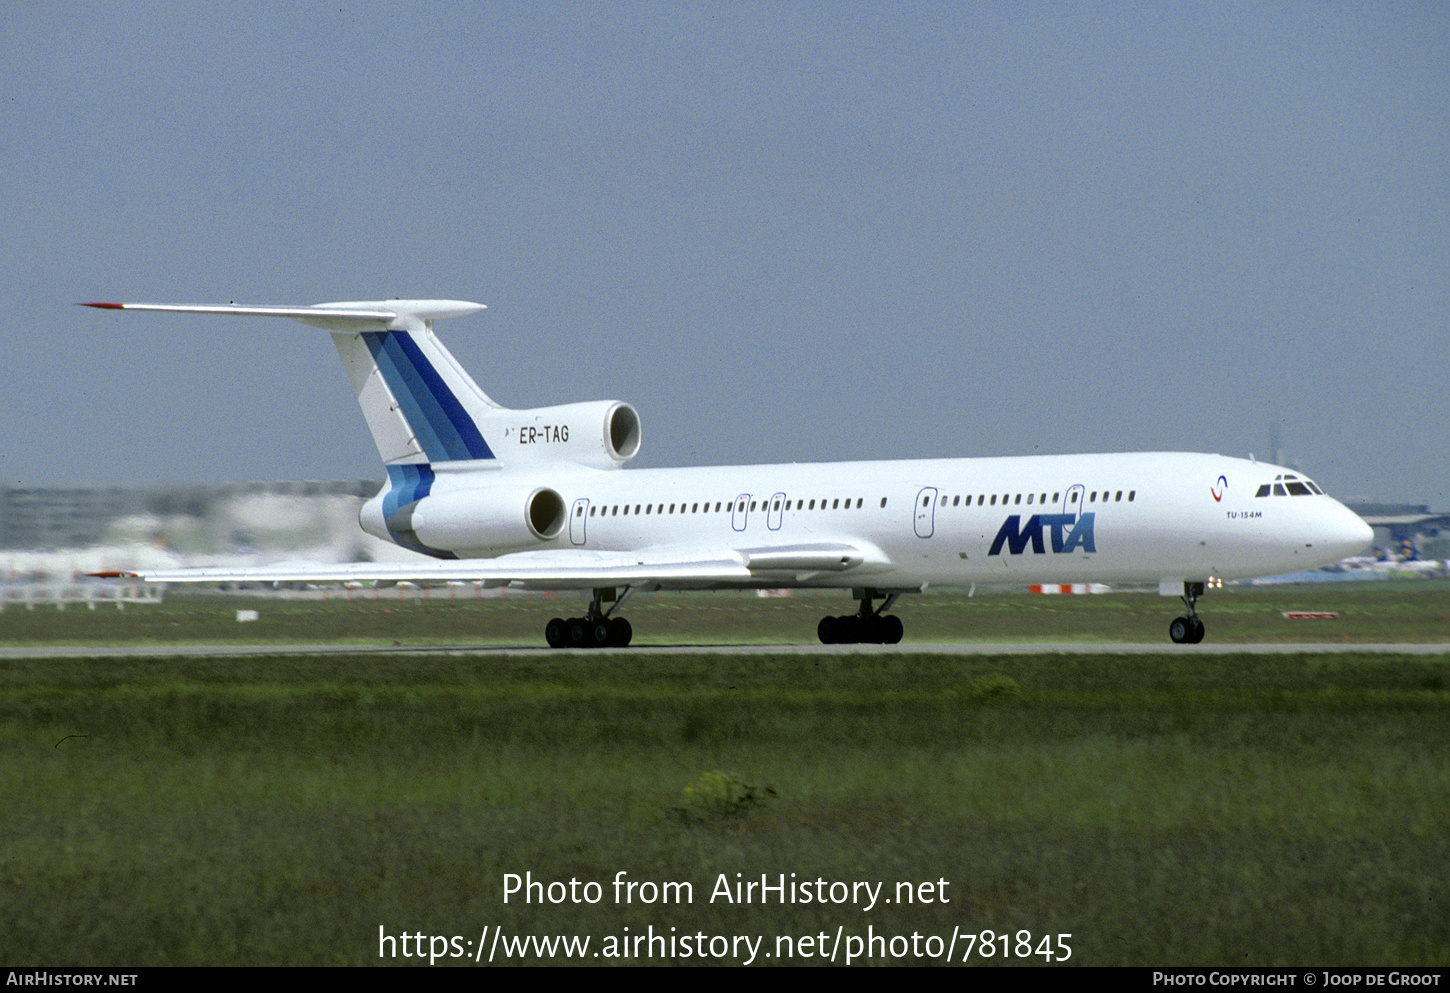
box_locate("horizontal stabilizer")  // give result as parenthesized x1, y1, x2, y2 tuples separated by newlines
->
(81, 300, 485, 332)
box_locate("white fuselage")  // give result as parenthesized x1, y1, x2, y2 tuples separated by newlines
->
(374, 451, 1373, 590)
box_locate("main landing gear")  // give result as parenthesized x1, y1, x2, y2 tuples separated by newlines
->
(545, 587, 633, 648)
(1169, 581, 1206, 644)
(818, 588, 906, 645)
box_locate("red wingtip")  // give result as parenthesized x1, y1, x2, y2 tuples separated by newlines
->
(88, 571, 140, 578)
(81, 302, 125, 309)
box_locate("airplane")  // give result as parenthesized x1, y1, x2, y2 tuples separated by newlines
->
(83, 298, 1374, 647)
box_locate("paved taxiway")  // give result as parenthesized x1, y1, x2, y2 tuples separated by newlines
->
(4, 642, 1448, 659)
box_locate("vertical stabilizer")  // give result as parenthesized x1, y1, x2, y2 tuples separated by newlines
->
(331, 326, 499, 465)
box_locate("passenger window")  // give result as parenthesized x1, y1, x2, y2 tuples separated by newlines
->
(879, 497, 888, 508)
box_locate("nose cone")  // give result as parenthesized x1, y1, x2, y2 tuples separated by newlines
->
(1318, 501, 1374, 562)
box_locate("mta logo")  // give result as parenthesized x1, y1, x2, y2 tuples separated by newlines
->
(988, 513, 1096, 556)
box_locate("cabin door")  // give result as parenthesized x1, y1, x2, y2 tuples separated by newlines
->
(914, 487, 938, 538)
(732, 493, 751, 532)
(1062, 485, 1084, 519)
(767, 492, 786, 531)
(570, 498, 589, 545)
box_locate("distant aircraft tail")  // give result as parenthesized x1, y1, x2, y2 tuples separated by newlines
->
(83, 299, 642, 473)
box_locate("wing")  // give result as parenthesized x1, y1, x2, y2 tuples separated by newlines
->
(93, 543, 884, 591)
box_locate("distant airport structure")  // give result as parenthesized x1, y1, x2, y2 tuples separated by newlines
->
(0, 481, 396, 577)
(1345, 502, 1450, 562)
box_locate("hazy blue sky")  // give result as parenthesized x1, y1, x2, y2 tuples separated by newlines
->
(4, 2, 1445, 503)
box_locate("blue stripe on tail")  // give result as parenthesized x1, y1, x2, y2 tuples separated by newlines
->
(362, 331, 494, 462)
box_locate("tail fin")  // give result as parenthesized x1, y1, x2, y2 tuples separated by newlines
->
(327, 312, 500, 466)
(84, 299, 641, 471)
(84, 299, 496, 466)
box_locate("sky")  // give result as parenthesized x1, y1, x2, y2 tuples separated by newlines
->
(3, 2, 1446, 504)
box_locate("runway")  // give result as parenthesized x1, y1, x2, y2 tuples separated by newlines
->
(4, 641, 1449, 659)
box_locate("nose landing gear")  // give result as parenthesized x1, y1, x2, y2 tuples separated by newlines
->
(1169, 581, 1207, 644)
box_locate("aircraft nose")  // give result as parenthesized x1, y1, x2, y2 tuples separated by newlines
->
(1322, 503, 1374, 560)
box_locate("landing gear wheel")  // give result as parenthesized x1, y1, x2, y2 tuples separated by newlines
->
(543, 588, 636, 649)
(819, 589, 909, 645)
(818, 616, 839, 645)
(567, 618, 589, 647)
(1169, 616, 1192, 644)
(609, 616, 632, 647)
(1167, 581, 1209, 644)
(881, 614, 904, 645)
(860, 614, 884, 644)
(1169, 616, 1206, 644)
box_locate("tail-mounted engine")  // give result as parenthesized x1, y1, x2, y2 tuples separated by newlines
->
(361, 482, 569, 557)
(498, 400, 641, 470)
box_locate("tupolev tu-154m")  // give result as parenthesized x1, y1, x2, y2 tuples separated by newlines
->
(85, 299, 1373, 647)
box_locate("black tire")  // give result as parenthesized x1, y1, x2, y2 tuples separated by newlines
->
(610, 616, 633, 647)
(567, 618, 589, 647)
(1188, 617, 1206, 644)
(882, 614, 904, 644)
(818, 616, 838, 644)
(1169, 617, 1191, 644)
(545, 617, 568, 648)
(591, 622, 612, 647)
(861, 614, 885, 644)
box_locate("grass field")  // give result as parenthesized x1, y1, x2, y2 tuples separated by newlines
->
(2, 586, 1448, 966)
(3, 581, 1450, 646)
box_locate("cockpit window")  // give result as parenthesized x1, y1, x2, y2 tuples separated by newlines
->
(1255, 474, 1325, 497)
